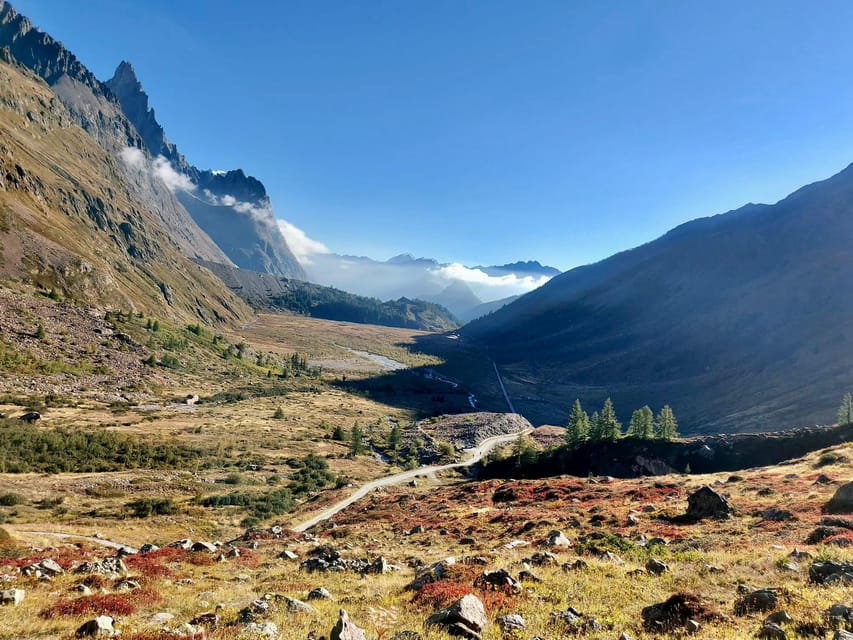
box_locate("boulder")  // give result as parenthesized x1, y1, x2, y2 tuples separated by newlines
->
(138, 543, 160, 553)
(686, 486, 732, 520)
(75, 616, 116, 638)
(474, 569, 520, 591)
(764, 611, 792, 625)
(406, 557, 455, 590)
(824, 482, 853, 515)
(19, 411, 41, 423)
(809, 561, 853, 585)
(827, 603, 853, 625)
(113, 579, 140, 591)
(307, 587, 331, 601)
(735, 589, 779, 615)
(426, 594, 487, 640)
(0, 588, 24, 606)
(834, 631, 853, 640)
(168, 539, 193, 550)
(191, 541, 218, 553)
(497, 614, 525, 631)
(643, 593, 717, 632)
(282, 596, 316, 614)
(331, 609, 367, 640)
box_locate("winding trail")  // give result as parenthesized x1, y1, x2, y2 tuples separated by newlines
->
(10, 431, 528, 547)
(292, 429, 529, 532)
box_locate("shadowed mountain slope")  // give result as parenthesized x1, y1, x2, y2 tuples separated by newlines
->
(463, 165, 853, 433)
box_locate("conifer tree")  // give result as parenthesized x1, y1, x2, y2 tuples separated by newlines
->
(588, 411, 602, 441)
(598, 398, 622, 441)
(349, 423, 366, 456)
(655, 405, 679, 441)
(628, 405, 654, 439)
(839, 392, 853, 426)
(565, 399, 590, 448)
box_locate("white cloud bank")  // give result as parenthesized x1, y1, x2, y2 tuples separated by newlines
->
(435, 262, 551, 290)
(119, 147, 195, 193)
(277, 219, 329, 264)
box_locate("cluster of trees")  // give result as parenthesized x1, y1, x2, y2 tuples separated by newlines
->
(565, 398, 678, 448)
(840, 392, 853, 426)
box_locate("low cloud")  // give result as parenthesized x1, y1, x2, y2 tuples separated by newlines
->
(152, 156, 195, 192)
(434, 262, 551, 289)
(118, 146, 146, 171)
(118, 147, 195, 193)
(278, 219, 329, 264)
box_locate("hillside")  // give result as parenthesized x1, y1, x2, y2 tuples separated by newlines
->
(462, 164, 853, 434)
(200, 261, 459, 332)
(0, 56, 251, 323)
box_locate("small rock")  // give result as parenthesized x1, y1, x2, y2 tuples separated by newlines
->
(38, 558, 65, 575)
(191, 541, 217, 553)
(542, 530, 571, 547)
(283, 596, 316, 614)
(331, 608, 367, 640)
(0, 589, 24, 606)
(736, 589, 778, 615)
(168, 539, 193, 550)
(75, 616, 116, 638)
(139, 543, 160, 553)
(646, 558, 669, 575)
(243, 622, 280, 639)
(764, 611, 792, 625)
(113, 579, 140, 591)
(686, 619, 701, 634)
(497, 614, 525, 631)
(150, 612, 175, 625)
(834, 631, 853, 640)
(307, 587, 331, 600)
(279, 550, 298, 560)
(758, 622, 787, 640)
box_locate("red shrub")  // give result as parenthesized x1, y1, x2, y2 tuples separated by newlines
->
(412, 581, 472, 609)
(40, 589, 162, 618)
(123, 554, 175, 579)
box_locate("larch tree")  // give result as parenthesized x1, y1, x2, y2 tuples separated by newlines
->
(565, 399, 590, 448)
(655, 405, 679, 441)
(839, 392, 853, 426)
(628, 405, 654, 439)
(598, 398, 622, 442)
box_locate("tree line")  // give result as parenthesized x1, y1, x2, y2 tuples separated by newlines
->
(564, 398, 678, 448)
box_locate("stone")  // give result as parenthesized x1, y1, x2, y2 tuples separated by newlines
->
(542, 529, 571, 547)
(0, 589, 24, 606)
(391, 633, 420, 640)
(38, 558, 65, 575)
(686, 486, 732, 520)
(619, 633, 635, 640)
(646, 558, 669, 575)
(406, 557, 456, 590)
(19, 411, 41, 423)
(761, 508, 795, 522)
(75, 557, 127, 579)
(735, 589, 779, 615)
(168, 538, 193, 550)
(474, 569, 520, 591)
(825, 482, 853, 514)
(409, 525, 425, 534)
(562, 559, 589, 571)
(809, 561, 853, 584)
(191, 541, 217, 553)
(497, 614, 525, 631)
(75, 616, 116, 638)
(367, 556, 389, 574)
(282, 596, 316, 614)
(243, 622, 280, 639)
(139, 543, 160, 553)
(426, 594, 488, 640)
(150, 612, 175, 625)
(525, 551, 558, 566)
(758, 622, 787, 640)
(834, 631, 853, 640)
(279, 550, 298, 560)
(113, 579, 140, 591)
(828, 603, 853, 624)
(764, 611, 792, 625)
(72, 584, 93, 595)
(307, 587, 331, 600)
(331, 609, 367, 640)
(686, 619, 701, 634)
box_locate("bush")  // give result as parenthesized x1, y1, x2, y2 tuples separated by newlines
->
(126, 498, 178, 518)
(0, 493, 24, 506)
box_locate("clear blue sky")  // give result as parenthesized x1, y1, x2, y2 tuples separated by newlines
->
(13, 0, 853, 270)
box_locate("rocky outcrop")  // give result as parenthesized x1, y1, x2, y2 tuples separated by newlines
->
(686, 486, 733, 520)
(824, 481, 853, 515)
(426, 594, 488, 640)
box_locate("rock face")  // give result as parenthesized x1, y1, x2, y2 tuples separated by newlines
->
(824, 482, 853, 514)
(426, 594, 488, 640)
(105, 62, 305, 280)
(330, 609, 367, 640)
(687, 486, 732, 520)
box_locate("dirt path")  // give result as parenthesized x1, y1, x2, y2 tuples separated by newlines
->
(10, 530, 138, 553)
(291, 429, 528, 532)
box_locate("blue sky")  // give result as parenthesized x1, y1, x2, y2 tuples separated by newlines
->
(14, 0, 853, 270)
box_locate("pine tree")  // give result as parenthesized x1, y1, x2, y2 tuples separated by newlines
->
(655, 405, 679, 441)
(839, 392, 853, 426)
(588, 411, 602, 441)
(565, 399, 590, 448)
(387, 423, 402, 462)
(349, 423, 366, 456)
(627, 405, 654, 439)
(331, 424, 346, 441)
(598, 398, 622, 441)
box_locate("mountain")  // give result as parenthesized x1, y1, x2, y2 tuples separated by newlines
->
(104, 61, 305, 279)
(460, 294, 521, 322)
(200, 261, 458, 332)
(422, 280, 482, 320)
(0, 52, 251, 323)
(463, 165, 853, 434)
(477, 260, 561, 278)
(0, 2, 232, 266)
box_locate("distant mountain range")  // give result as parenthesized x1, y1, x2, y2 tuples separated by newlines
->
(463, 164, 853, 433)
(304, 252, 559, 320)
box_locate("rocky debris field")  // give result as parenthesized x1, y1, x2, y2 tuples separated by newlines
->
(0, 444, 850, 639)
